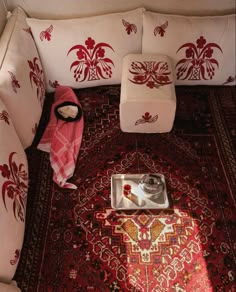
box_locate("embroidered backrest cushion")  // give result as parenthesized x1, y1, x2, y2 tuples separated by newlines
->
(0, 6, 45, 148)
(0, 98, 28, 283)
(142, 12, 236, 85)
(26, 8, 145, 92)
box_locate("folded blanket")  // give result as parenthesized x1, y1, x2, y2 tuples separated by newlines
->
(37, 86, 84, 189)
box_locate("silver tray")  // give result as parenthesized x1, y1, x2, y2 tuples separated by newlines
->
(111, 174, 169, 210)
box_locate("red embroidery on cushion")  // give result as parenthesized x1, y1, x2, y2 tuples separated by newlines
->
(40, 25, 53, 41)
(23, 27, 32, 35)
(154, 21, 168, 37)
(28, 57, 45, 106)
(176, 36, 223, 81)
(68, 37, 114, 82)
(8, 71, 20, 93)
(49, 80, 60, 89)
(122, 19, 137, 34)
(32, 123, 38, 134)
(0, 110, 10, 125)
(0, 152, 28, 222)
(135, 112, 158, 126)
(10, 249, 20, 265)
(223, 75, 236, 85)
(129, 61, 172, 88)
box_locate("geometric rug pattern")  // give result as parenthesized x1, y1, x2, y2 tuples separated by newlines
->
(15, 85, 236, 291)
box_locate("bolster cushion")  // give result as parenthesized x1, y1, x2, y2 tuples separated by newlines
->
(142, 11, 236, 85)
(0, 98, 28, 284)
(26, 8, 145, 92)
(0, 6, 46, 148)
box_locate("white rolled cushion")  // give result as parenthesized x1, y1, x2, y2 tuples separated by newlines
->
(0, 99, 28, 283)
(0, 6, 46, 149)
(26, 8, 145, 92)
(142, 12, 236, 85)
(120, 54, 176, 133)
(0, 281, 21, 292)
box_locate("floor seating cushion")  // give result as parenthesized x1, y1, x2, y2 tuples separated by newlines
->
(142, 11, 236, 86)
(0, 281, 21, 292)
(120, 53, 176, 133)
(26, 8, 145, 92)
(0, 6, 45, 149)
(0, 98, 28, 284)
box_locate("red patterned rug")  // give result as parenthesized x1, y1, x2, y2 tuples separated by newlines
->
(15, 85, 236, 291)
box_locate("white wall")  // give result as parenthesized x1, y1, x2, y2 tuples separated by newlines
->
(4, 0, 236, 19)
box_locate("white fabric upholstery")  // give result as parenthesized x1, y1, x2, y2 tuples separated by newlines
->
(26, 8, 145, 92)
(142, 11, 236, 85)
(0, 0, 7, 36)
(0, 6, 45, 148)
(0, 281, 21, 292)
(0, 98, 28, 283)
(120, 54, 176, 133)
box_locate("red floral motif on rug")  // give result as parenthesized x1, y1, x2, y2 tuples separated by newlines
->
(15, 86, 236, 291)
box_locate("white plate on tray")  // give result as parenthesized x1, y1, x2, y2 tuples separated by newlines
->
(111, 174, 169, 210)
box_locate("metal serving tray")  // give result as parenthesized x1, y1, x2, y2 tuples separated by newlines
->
(111, 174, 169, 210)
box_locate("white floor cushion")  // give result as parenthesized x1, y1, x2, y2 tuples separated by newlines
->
(0, 281, 21, 292)
(120, 54, 176, 133)
(26, 8, 145, 92)
(142, 11, 236, 85)
(0, 6, 45, 148)
(0, 98, 28, 283)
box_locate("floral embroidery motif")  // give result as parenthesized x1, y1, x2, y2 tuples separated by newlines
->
(0, 110, 10, 125)
(40, 25, 53, 41)
(10, 249, 20, 265)
(49, 80, 60, 89)
(8, 71, 20, 93)
(176, 36, 223, 81)
(135, 112, 158, 126)
(129, 61, 172, 88)
(0, 152, 28, 222)
(28, 57, 45, 106)
(122, 19, 137, 34)
(223, 75, 236, 85)
(68, 37, 114, 82)
(154, 21, 168, 37)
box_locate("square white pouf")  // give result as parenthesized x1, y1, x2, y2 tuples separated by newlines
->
(120, 54, 176, 133)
